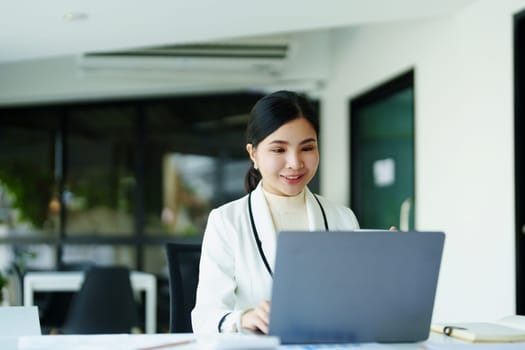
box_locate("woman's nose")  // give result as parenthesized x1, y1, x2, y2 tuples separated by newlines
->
(287, 153, 303, 169)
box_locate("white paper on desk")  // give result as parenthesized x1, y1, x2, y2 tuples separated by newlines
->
(19, 334, 130, 350)
(197, 334, 279, 350)
(18, 334, 196, 350)
(423, 343, 525, 350)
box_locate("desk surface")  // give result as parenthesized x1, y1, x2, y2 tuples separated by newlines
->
(0, 333, 474, 350)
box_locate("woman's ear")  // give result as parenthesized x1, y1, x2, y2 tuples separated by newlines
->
(246, 144, 256, 162)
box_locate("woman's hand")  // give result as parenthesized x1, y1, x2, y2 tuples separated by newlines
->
(240, 300, 271, 334)
(389, 226, 398, 231)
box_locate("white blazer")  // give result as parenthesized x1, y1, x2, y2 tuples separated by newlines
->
(191, 182, 360, 335)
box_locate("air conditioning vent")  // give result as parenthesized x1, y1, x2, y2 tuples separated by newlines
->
(84, 44, 288, 59)
(78, 42, 290, 75)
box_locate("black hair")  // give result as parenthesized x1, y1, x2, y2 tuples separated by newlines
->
(244, 90, 319, 192)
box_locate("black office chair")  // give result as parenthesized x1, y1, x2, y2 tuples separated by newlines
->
(165, 241, 201, 333)
(61, 266, 141, 334)
(37, 261, 96, 334)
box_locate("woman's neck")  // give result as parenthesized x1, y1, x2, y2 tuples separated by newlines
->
(261, 186, 308, 232)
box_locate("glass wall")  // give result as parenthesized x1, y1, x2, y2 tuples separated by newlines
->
(66, 108, 137, 236)
(0, 92, 267, 276)
(0, 111, 59, 237)
(142, 99, 251, 237)
(62, 244, 136, 269)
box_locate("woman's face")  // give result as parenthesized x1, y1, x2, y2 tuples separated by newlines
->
(246, 117, 319, 196)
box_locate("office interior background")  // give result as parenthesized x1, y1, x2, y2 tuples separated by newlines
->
(0, 0, 522, 330)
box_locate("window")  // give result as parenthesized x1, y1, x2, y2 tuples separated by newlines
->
(0, 111, 59, 237)
(0, 92, 265, 276)
(66, 108, 137, 236)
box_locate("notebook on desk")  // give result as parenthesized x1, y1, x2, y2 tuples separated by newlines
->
(268, 230, 445, 344)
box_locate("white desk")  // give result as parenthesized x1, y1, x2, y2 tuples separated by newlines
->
(10, 333, 487, 350)
(23, 271, 157, 334)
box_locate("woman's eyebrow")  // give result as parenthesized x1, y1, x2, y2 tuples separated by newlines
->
(300, 138, 317, 144)
(268, 138, 317, 145)
(268, 140, 288, 145)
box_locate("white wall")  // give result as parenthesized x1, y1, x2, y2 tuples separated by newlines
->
(322, 0, 524, 322)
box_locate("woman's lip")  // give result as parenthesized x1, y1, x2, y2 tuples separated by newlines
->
(281, 174, 303, 178)
(281, 174, 304, 183)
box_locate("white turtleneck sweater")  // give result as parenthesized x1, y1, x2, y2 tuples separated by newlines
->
(261, 187, 309, 232)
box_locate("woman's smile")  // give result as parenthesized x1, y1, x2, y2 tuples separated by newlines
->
(281, 173, 304, 184)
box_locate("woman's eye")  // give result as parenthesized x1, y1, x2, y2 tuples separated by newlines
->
(302, 145, 316, 151)
(271, 148, 285, 153)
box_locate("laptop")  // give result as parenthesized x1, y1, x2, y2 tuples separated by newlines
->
(268, 230, 445, 344)
(0, 306, 41, 336)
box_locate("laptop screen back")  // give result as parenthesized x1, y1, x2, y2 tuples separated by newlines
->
(268, 230, 444, 344)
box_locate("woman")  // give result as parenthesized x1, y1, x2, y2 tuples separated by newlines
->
(191, 90, 360, 335)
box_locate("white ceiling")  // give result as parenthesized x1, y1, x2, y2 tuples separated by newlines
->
(2, 0, 475, 64)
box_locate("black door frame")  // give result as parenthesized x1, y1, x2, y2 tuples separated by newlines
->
(514, 9, 525, 315)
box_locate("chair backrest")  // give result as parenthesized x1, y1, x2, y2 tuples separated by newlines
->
(62, 266, 141, 334)
(38, 261, 97, 333)
(165, 241, 201, 333)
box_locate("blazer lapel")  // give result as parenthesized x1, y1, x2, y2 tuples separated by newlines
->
(305, 187, 328, 231)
